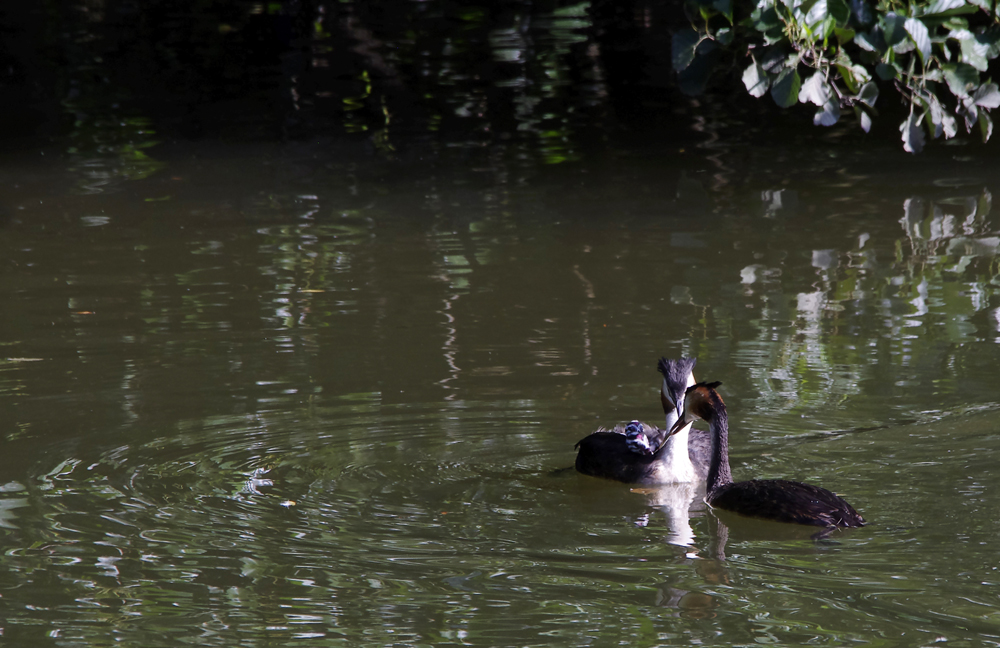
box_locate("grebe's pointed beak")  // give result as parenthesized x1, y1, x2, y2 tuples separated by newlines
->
(667, 414, 689, 437)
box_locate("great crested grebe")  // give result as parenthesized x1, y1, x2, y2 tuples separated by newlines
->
(574, 357, 711, 484)
(668, 382, 866, 529)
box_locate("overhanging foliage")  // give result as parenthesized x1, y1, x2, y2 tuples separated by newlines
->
(673, 0, 1000, 152)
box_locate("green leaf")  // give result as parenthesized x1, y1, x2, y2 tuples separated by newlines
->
(713, 0, 733, 19)
(854, 105, 873, 132)
(942, 112, 958, 138)
(751, 5, 785, 43)
(900, 111, 926, 153)
(979, 111, 993, 142)
(751, 4, 780, 30)
(923, 93, 945, 137)
(815, 98, 841, 126)
(834, 27, 856, 43)
(942, 62, 979, 98)
(743, 62, 771, 97)
(893, 39, 916, 54)
(883, 13, 907, 48)
(818, 16, 837, 41)
(950, 29, 991, 71)
(852, 0, 874, 26)
(829, 0, 851, 25)
(973, 83, 1000, 108)
(942, 17, 970, 30)
(876, 62, 898, 79)
(771, 68, 802, 108)
(715, 27, 734, 46)
(858, 81, 879, 107)
(921, 0, 977, 16)
(799, 71, 831, 106)
(760, 46, 789, 73)
(677, 40, 720, 95)
(804, 0, 829, 28)
(904, 18, 931, 61)
(854, 31, 875, 51)
(855, 28, 887, 53)
(836, 63, 859, 93)
(982, 27, 1000, 58)
(672, 29, 701, 71)
(795, 0, 823, 23)
(961, 35, 990, 71)
(963, 103, 978, 130)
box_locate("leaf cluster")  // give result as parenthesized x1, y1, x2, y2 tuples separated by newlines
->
(673, 0, 1000, 152)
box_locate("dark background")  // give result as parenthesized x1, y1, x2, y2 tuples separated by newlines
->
(0, 0, 899, 163)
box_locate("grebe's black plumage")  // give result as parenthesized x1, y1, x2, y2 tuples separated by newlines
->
(669, 382, 865, 529)
(574, 357, 711, 484)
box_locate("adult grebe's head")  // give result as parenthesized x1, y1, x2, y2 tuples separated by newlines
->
(668, 381, 724, 436)
(658, 356, 697, 421)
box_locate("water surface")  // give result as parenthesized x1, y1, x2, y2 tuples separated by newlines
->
(3, 1, 1000, 643)
(2, 139, 1000, 647)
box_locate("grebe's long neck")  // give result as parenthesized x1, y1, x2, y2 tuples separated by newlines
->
(664, 395, 681, 432)
(660, 420, 697, 482)
(656, 359, 698, 481)
(705, 399, 733, 493)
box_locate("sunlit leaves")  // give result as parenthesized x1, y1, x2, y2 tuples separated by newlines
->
(922, 0, 978, 16)
(743, 62, 770, 97)
(942, 62, 979, 98)
(854, 105, 873, 131)
(963, 102, 979, 130)
(901, 111, 927, 153)
(922, 92, 958, 138)
(672, 0, 1000, 152)
(858, 82, 878, 107)
(905, 18, 931, 61)
(798, 71, 829, 105)
(814, 98, 842, 125)
(960, 32, 990, 70)
(804, 0, 831, 29)
(798, 72, 841, 125)
(835, 62, 870, 92)
(855, 28, 887, 53)
(973, 83, 1000, 108)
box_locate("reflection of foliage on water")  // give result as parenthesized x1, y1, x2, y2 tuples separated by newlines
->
(56, 10, 165, 195)
(733, 183, 999, 424)
(64, 113, 164, 194)
(20, 0, 681, 182)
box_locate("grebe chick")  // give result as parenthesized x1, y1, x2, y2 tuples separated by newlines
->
(668, 382, 865, 529)
(574, 357, 711, 484)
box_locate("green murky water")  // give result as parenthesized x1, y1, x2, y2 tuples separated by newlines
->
(2, 140, 1000, 646)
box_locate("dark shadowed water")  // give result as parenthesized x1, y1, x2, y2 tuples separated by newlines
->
(2, 137, 1000, 647)
(3, 1, 1000, 645)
